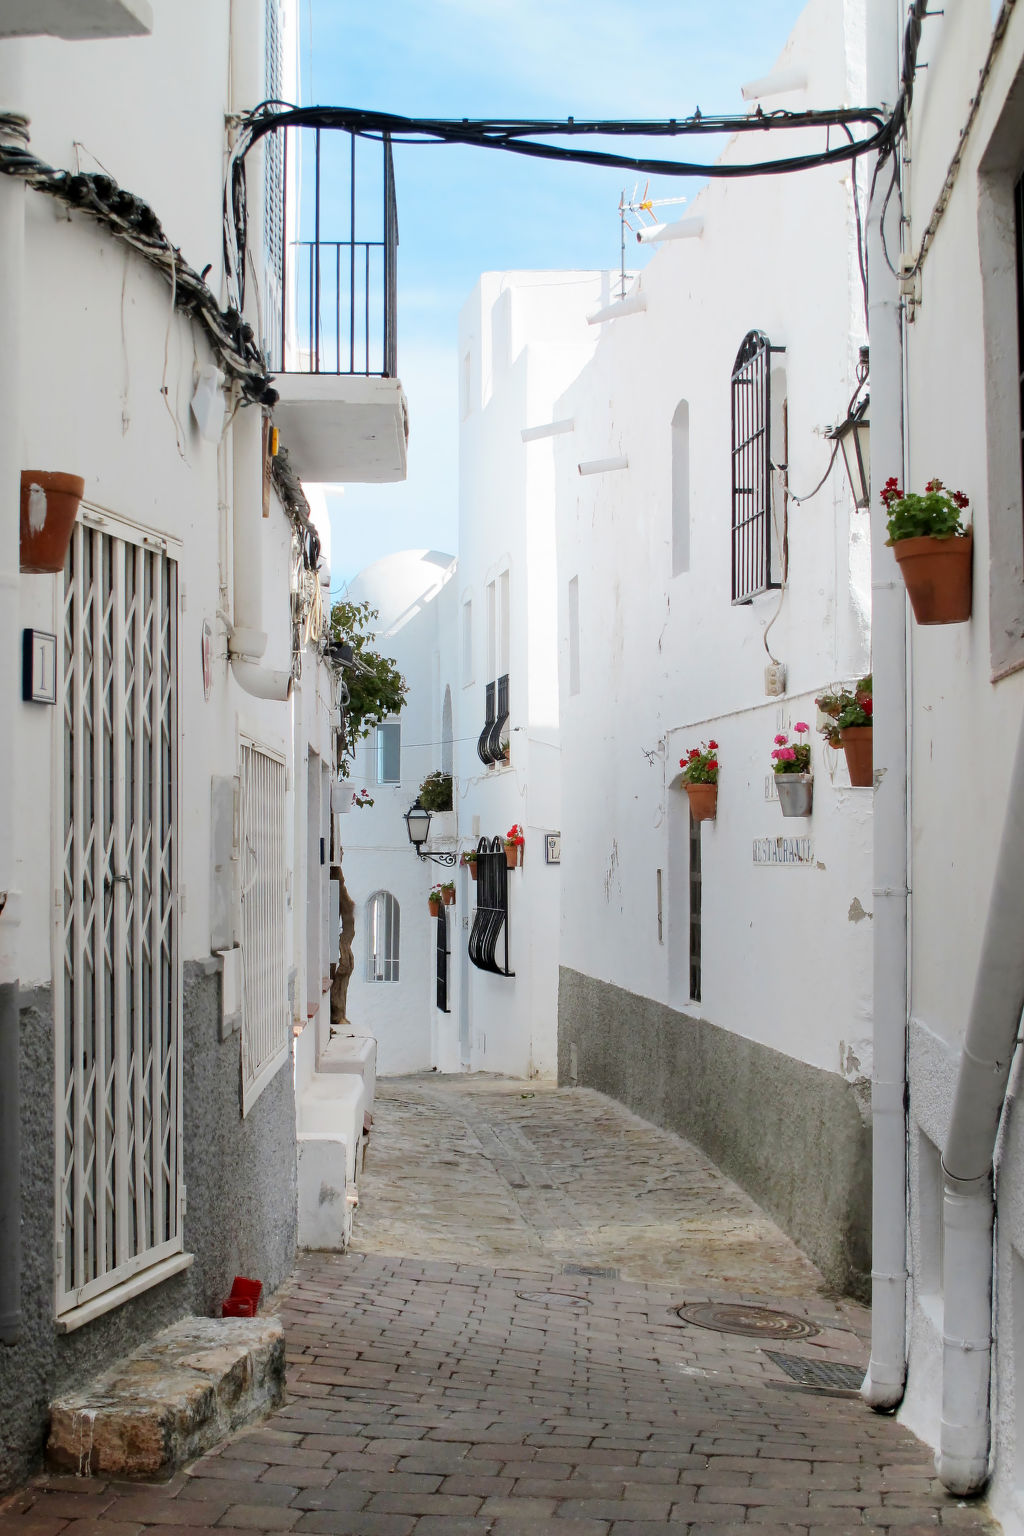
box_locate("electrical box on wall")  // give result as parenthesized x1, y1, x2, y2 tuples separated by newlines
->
(764, 661, 787, 697)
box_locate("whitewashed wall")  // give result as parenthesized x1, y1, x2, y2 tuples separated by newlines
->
(889, 3, 1024, 1527)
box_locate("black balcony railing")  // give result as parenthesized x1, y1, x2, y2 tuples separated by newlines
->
(277, 127, 397, 378)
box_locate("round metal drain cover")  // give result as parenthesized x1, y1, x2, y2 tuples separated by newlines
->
(673, 1301, 819, 1340)
(516, 1290, 591, 1308)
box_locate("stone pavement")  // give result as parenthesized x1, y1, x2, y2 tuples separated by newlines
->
(0, 1075, 998, 1536)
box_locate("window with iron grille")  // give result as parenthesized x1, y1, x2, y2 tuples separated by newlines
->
(476, 673, 509, 765)
(731, 330, 784, 603)
(468, 837, 514, 976)
(366, 891, 400, 982)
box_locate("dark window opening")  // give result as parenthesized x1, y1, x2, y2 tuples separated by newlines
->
(435, 907, 451, 1012)
(468, 836, 514, 977)
(689, 811, 702, 1002)
(731, 329, 785, 603)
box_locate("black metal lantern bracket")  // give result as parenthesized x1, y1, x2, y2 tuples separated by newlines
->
(404, 802, 457, 867)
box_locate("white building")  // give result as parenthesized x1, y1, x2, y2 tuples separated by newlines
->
(0, 0, 401, 1487)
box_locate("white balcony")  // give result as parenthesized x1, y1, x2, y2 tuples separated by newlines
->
(273, 374, 409, 485)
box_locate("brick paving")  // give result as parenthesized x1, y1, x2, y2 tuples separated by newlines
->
(0, 1075, 998, 1535)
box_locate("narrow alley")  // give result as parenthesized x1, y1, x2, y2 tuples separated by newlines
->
(1, 1077, 997, 1536)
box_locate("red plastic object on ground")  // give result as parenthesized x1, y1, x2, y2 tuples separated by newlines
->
(222, 1276, 262, 1317)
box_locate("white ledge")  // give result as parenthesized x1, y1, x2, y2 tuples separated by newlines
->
(741, 67, 808, 101)
(586, 291, 646, 325)
(578, 456, 629, 477)
(521, 418, 575, 443)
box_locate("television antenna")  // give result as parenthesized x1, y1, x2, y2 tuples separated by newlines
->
(617, 182, 689, 297)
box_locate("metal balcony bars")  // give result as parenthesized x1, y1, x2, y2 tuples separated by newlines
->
(278, 128, 397, 377)
(468, 836, 514, 977)
(435, 905, 451, 1012)
(731, 330, 785, 603)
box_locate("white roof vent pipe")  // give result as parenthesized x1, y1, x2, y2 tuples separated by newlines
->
(228, 410, 293, 702)
(587, 289, 646, 325)
(740, 66, 808, 100)
(637, 216, 705, 246)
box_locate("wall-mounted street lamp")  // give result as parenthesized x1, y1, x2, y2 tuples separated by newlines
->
(828, 345, 870, 510)
(404, 802, 457, 867)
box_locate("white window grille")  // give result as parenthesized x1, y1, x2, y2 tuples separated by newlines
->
(239, 741, 289, 1114)
(57, 521, 183, 1320)
(366, 891, 400, 982)
(376, 721, 401, 784)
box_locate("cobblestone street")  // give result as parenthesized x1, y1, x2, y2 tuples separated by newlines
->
(1, 1076, 997, 1535)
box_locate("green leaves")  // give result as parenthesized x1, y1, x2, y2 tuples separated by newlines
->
(330, 599, 409, 776)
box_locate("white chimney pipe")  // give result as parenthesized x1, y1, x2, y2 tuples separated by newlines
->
(637, 216, 705, 245)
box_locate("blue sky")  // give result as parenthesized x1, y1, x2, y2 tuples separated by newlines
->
(305, 0, 809, 592)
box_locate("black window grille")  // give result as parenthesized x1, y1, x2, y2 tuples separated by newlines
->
(731, 329, 784, 603)
(468, 836, 514, 977)
(1016, 172, 1024, 522)
(435, 908, 451, 1013)
(689, 810, 702, 1002)
(476, 673, 510, 766)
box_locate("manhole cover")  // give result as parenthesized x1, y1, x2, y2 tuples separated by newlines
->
(516, 1290, 591, 1308)
(763, 1350, 864, 1390)
(562, 1264, 619, 1279)
(672, 1302, 819, 1340)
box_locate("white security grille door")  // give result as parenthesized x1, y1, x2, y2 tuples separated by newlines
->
(58, 521, 181, 1317)
(239, 742, 288, 1112)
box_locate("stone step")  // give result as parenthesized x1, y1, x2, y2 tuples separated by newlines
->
(47, 1314, 285, 1480)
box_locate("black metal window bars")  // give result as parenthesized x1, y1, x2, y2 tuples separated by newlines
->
(435, 907, 451, 1013)
(277, 128, 398, 379)
(476, 673, 509, 765)
(731, 329, 785, 604)
(468, 836, 514, 977)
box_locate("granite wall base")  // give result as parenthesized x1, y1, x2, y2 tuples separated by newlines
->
(557, 966, 871, 1299)
(0, 960, 297, 1491)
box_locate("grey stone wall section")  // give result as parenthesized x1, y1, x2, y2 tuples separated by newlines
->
(0, 962, 298, 1492)
(181, 959, 298, 1316)
(557, 966, 871, 1300)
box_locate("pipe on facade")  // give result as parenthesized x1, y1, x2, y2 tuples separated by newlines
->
(228, 405, 292, 703)
(0, 61, 26, 1347)
(935, 706, 1024, 1493)
(861, 0, 909, 1415)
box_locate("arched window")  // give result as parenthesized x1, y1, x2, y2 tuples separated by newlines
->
(441, 687, 454, 776)
(366, 891, 400, 982)
(671, 400, 690, 576)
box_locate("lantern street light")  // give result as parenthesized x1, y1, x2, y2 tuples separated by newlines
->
(830, 393, 871, 510)
(404, 802, 457, 866)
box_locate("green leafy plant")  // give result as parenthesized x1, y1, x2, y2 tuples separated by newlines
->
(771, 724, 811, 775)
(418, 770, 453, 812)
(330, 599, 408, 777)
(440, 880, 455, 895)
(882, 477, 969, 544)
(351, 788, 374, 809)
(461, 849, 477, 866)
(815, 676, 872, 747)
(679, 741, 720, 785)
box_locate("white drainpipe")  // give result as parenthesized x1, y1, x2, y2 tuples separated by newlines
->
(936, 710, 1024, 1493)
(861, 0, 910, 1414)
(228, 406, 292, 702)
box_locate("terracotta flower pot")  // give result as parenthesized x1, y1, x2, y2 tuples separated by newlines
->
(428, 897, 441, 917)
(504, 844, 519, 869)
(776, 773, 813, 817)
(840, 727, 873, 787)
(685, 782, 718, 822)
(468, 864, 477, 882)
(442, 888, 455, 907)
(892, 531, 973, 624)
(20, 471, 85, 574)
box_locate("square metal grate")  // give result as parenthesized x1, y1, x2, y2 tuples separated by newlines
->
(764, 1350, 865, 1391)
(562, 1264, 619, 1279)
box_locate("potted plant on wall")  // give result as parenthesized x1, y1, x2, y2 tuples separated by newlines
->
(418, 770, 453, 812)
(816, 677, 873, 787)
(440, 880, 456, 907)
(461, 849, 478, 881)
(20, 470, 86, 573)
(504, 823, 525, 868)
(679, 741, 719, 822)
(428, 886, 443, 917)
(882, 476, 972, 624)
(771, 723, 813, 816)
